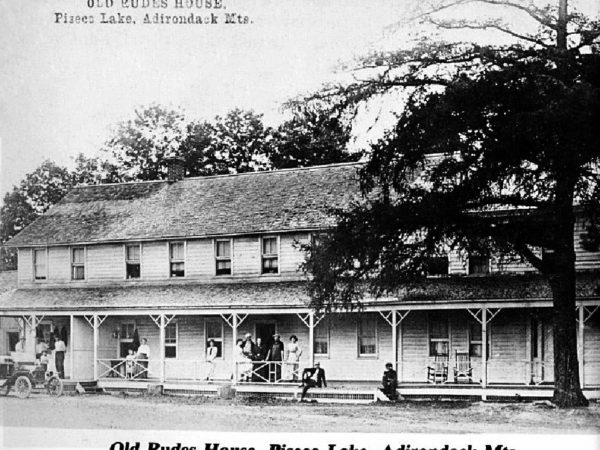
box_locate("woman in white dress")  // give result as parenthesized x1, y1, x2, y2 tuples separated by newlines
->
(205, 339, 218, 381)
(234, 339, 252, 382)
(284, 335, 302, 381)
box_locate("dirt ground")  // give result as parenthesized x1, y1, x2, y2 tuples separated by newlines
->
(1, 393, 600, 434)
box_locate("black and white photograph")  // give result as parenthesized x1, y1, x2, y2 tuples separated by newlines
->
(0, 0, 599, 449)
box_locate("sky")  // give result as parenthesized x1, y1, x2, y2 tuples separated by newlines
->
(0, 0, 598, 199)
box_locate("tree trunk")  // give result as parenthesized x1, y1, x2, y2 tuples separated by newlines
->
(547, 191, 588, 407)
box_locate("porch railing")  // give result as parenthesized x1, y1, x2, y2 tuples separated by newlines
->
(98, 358, 149, 380)
(235, 361, 302, 383)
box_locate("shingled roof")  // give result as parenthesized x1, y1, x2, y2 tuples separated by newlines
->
(6, 163, 362, 247)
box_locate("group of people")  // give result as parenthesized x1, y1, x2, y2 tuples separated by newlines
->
(231, 333, 302, 382)
(125, 338, 150, 379)
(29, 334, 66, 379)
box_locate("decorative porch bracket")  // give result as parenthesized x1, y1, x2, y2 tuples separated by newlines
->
(84, 314, 107, 328)
(467, 308, 500, 325)
(21, 314, 45, 330)
(220, 313, 248, 328)
(378, 310, 410, 327)
(149, 314, 175, 328)
(576, 305, 599, 324)
(297, 312, 325, 328)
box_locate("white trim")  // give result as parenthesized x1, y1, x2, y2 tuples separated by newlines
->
(70, 246, 86, 281)
(124, 242, 142, 280)
(214, 238, 233, 277)
(32, 247, 49, 282)
(205, 318, 224, 360)
(164, 320, 178, 359)
(260, 235, 280, 276)
(168, 241, 186, 278)
(357, 315, 378, 358)
(313, 316, 330, 358)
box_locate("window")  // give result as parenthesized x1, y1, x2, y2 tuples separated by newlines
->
(468, 255, 489, 275)
(7, 332, 19, 352)
(120, 323, 135, 340)
(469, 321, 482, 357)
(314, 319, 329, 356)
(33, 248, 47, 280)
(125, 244, 141, 279)
(71, 247, 85, 280)
(169, 242, 185, 277)
(215, 240, 232, 275)
(165, 322, 177, 358)
(119, 322, 136, 358)
(358, 316, 377, 356)
(205, 320, 223, 358)
(429, 314, 449, 356)
(261, 237, 279, 274)
(424, 256, 449, 277)
(469, 321, 490, 359)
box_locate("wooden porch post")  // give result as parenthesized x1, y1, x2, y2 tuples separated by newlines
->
(159, 314, 166, 383)
(481, 308, 488, 392)
(69, 315, 74, 380)
(578, 305, 584, 389)
(232, 313, 238, 386)
(93, 315, 99, 381)
(308, 312, 315, 368)
(392, 309, 398, 371)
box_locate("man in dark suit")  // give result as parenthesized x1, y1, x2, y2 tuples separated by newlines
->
(299, 362, 327, 401)
(381, 362, 398, 400)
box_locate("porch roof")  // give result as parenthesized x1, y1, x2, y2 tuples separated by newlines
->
(0, 273, 597, 313)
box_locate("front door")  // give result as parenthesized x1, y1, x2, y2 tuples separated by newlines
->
(530, 317, 553, 384)
(255, 322, 276, 350)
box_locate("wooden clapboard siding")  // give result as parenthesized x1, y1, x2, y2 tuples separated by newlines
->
(486, 310, 529, 383)
(400, 311, 430, 382)
(72, 316, 94, 380)
(87, 244, 124, 280)
(233, 237, 260, 276)
(584, 316, 600, 386)
(141, 242, 168, 279)
(186, 239, 213, 277)
(279, 233, 309, 274)
(17, 248, 33, 283)
(48, 246, 71, 281)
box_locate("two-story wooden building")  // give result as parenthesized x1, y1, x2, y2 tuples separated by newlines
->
(1, 162, 599, 400)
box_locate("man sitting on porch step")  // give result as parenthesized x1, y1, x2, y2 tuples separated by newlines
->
(299, 362, 326, 402)
(381, 362, 398, 401)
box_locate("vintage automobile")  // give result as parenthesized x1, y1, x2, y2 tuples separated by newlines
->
(0, 356, 63, 398)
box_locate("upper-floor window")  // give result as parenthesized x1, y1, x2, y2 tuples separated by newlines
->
(169, 242, 185, 277)
(358, 316, 377, 357)
(165, 322, 177, 358)
(468, 255, 489, 275)
(215, 239, 232, 276)
(261, 237, 279, 274)
(71, 247, 85, 280)
(429, 313, 449, 356)
(125, 244, 141, 279)
(424, 256, 449, 277)
(33, 248, 47, 280)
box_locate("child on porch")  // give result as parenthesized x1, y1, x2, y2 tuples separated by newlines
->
(125, 348, 135, 379)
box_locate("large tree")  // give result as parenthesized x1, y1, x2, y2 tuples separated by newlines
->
(304, 0, 599, 407)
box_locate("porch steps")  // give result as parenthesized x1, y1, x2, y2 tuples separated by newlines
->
(63, 380, 101, 394)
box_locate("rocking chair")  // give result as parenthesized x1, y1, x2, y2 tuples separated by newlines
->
(427, 355, 448, 383)
(453, 351, 473, 383)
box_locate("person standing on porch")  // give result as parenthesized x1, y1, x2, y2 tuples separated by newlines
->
(253, 337, 269, 382)
(125, 349, 135, 379)
(266, 333, 284, 382)
(15, 337, 26, 353)
(284, 335, 302, 382)
(136, 338, 150, 379)
(54, 333, 66, 379)
(205, 339, 218, 381)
